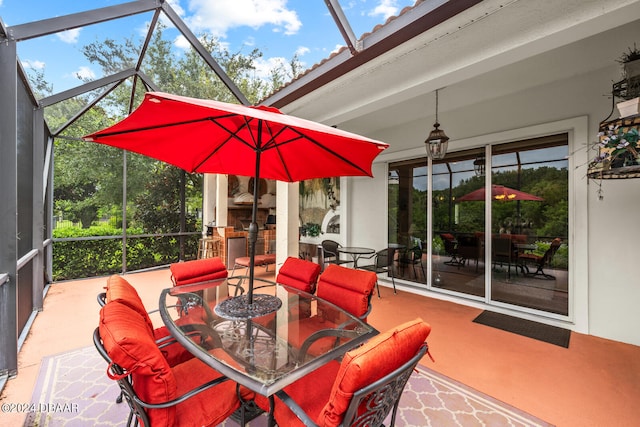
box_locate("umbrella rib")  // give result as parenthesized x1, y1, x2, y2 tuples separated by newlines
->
(88, 115, 237, 139)
(265, 126, 373, 177)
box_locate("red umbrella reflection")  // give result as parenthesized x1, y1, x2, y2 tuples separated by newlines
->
(457, 185, 543, 202)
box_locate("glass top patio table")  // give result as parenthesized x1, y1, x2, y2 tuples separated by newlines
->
(158, 278, 378, 397)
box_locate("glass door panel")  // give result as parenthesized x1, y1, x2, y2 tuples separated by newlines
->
(432, 153, 485, 298)
(489, 141, 569, 315)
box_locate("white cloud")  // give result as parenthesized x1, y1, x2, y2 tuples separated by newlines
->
(185, 0, 301, 37)
(73, 66, 96, 80)
(295, 46, 310, 57)
(173, 34, 230, 53)
(174, 34, 192, 50)
(22, 59, 46, 70)
(252, 56, 287, 80)
(56, 28, 81, 44)
(368, 0, 400, 20)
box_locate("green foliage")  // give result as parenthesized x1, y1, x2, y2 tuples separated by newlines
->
(300, 223, 322, 237)
(52, 224, 199, 280)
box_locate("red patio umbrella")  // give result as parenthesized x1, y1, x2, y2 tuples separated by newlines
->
(84, 92, 388, 318)
(457, 185, 543, 202)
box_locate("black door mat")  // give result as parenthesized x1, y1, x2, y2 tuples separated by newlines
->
(473, 311, 571, 348)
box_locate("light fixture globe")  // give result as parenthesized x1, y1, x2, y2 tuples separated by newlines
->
(424, 89, 449, 160)
(425, 123, 449, 160)
(473, 155, 485, 176)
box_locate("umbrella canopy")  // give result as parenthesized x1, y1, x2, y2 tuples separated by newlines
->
(457, 185, 543, 202)
(84, 92, 388, 317)
(83, 92, 387, 180)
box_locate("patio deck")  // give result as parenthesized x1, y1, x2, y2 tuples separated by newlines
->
(1, 267, 639, 427)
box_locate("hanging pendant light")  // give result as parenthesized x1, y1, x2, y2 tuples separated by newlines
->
(473, 155, 485, 177)
(425, 89, 449, 160)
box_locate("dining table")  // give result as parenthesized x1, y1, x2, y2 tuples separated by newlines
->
(337, 246, 376, 268)
(158, 277, 378, 423)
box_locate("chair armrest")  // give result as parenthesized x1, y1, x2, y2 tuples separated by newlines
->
(273, 390, 319, 427)
(134, 375, 234, 409)
(298, 328, 361, 361)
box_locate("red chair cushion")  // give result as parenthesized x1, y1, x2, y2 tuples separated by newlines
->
(253, 360, 341, 427)
(317, 265, 376, 318)
(172, 357, 245, 426)
(105, 275, 196, 366)
(100, 301, 177, 427)
(170, 257, 228, 286)
(317, 318, 431, 426)
(277, 257, 321, 293)
(105, 275, 154, 333)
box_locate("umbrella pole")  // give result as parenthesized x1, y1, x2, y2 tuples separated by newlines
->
(247, 147, 262, 306)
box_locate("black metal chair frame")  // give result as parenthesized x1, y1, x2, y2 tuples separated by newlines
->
(524, 240, 562, 279)
(397, 245, 425, 281)
(492, 237, 521, 279)
(269, 343, 428, 427)
(321, 240, 352, 268)
(358, 248, 397, 297)
(441, 235, 463, 267)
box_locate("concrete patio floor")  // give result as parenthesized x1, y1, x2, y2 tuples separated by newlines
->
(1, 267, 639, 427)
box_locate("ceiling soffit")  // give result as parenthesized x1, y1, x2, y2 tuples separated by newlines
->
(272, 0, 640, 135)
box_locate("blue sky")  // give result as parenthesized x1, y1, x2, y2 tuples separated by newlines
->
(0, 0, 416, 93)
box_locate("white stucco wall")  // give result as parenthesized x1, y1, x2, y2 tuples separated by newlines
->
(345, 64, 640, 346)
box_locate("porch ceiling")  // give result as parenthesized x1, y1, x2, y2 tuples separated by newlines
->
(269, 0, 640, 138)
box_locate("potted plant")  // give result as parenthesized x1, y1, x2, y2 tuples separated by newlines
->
(617, 43, 640, 114)
(618, 43, 640, 80)
(590, 123, 640, 170)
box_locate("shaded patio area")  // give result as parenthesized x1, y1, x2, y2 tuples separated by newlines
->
(1, 270, 639, 426)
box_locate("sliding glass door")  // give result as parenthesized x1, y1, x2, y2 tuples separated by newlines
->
(388, 134, 569, 316)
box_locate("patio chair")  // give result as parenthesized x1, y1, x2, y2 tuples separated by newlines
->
(276, 256, 321, 294)
(169, 257, 228, 286)
(492, 236, 519, 279)
(440, 233, 462, 266)
(95, 300, 254, 427)
(281, 264, 377, 357)
(519, 238, 562, 279)
(231, 254, 277, 278)
(256, 318, 431, 427)
(358, 248, 396, 297)
(457, 235, 482, 272)
(317, 264, 377, 321)
(397, 245, 425, 281)
(320, 240, 352, 269)
(98, 275, 202, 366)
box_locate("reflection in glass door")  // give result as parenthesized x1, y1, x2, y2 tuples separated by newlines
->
(431, 152, 486, 298)
(489, 138, 568, 315)
(388, 134, 569, 317)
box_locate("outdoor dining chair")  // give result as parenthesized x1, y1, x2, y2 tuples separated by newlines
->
(358, 248, 396, 297)
(98, 274, 201, 366)
(519, 237, 562, 279)
(95, 300, 254, 427)
(316, 264, 377, 321)
(279, 264, 377, 357)
(320, 239, 352, 269)
(255, 318, 431, 427)
(169, 256, 228, 286)
(397, 245, 425, 281)
(276, 256, 321, 294)
(440, 233, 463, 266)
